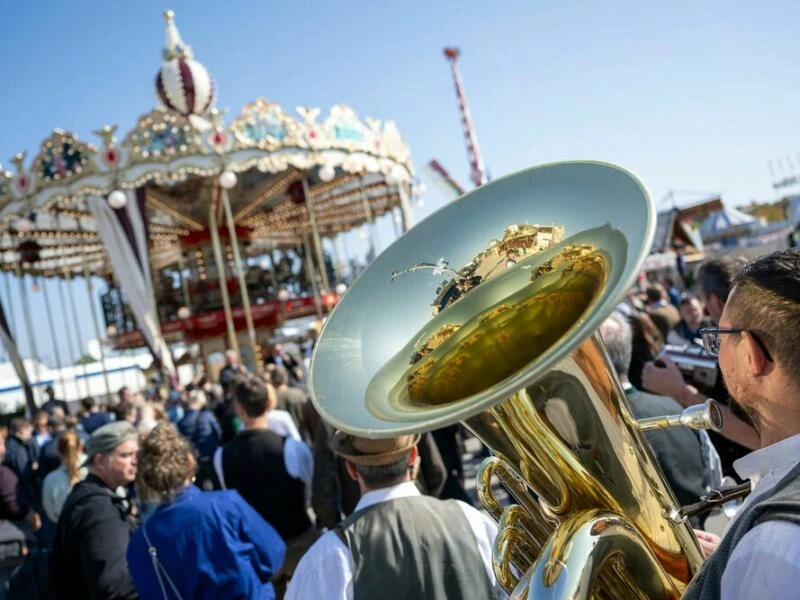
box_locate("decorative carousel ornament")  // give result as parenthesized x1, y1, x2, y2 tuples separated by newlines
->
(335, 282, 347, 295)
(155, 10, 215, 117)
(108, 189, 127, 209)
(177, 306, 191, 319)
(318, 164, 336, 182)
(218, 170, 238, 189)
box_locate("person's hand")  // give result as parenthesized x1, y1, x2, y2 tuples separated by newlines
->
(641, 357, 690, 404)
(693, 529, 721, 558)
(26, 510, 42, 531)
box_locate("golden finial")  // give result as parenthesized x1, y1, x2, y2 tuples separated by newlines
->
(164, 9, 175, 21)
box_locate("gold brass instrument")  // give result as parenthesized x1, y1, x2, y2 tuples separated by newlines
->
(309, 162, 717, 599)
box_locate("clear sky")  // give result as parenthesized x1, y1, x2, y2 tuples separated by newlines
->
(1, 0, 799, 366)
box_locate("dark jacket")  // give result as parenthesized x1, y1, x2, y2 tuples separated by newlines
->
(80, 412, 112, 436)
(178, 409, 222, 459)
(51, 474, 138, 600)
(0, 465, 29, 521)
(3, 436, 37, 505)
(42, 398, 70, 416)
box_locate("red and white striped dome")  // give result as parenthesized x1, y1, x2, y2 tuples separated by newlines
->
(155, 10, 215, 117)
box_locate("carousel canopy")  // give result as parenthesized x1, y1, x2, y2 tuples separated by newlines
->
(0, 10, 417, 279)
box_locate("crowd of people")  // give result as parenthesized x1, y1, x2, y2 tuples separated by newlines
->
(0, 248, 796, 599)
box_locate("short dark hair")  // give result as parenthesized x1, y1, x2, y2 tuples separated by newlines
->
(270, 365, 290, 387)
(645, 284, 666, 303)
(352, 453, 411, 487)
(113, 403, 135, 422)
(81, 397, 96, 412)
(728, 249, 800, 378)
(697, 256, 745, 303)
(233, 375, 268, 418)
(9, 418, 31, 436)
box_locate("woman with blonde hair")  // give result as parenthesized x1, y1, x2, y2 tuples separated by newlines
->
(127, 423, 285, 599)
(41, 429, 87, 523)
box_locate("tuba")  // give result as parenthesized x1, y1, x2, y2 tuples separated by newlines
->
(309, 162, 719, 599)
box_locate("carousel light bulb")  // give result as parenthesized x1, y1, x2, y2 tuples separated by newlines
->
(415, 197, 425, 209)
(393, 211, 402, 223)
(318, 164, 336, 183)
(259, 258, 270, 270)
(219, 170, 238, 189)
(384, 171, 398, 185)
(358, 227, 368, 240)
(15, 216, 32, 233)
(278, 289, 290, 302)
(108, 189, 127, 209)
(335, 282, 347, 295)
(177, 306, 191, 319)
(106, 325, 117, 337)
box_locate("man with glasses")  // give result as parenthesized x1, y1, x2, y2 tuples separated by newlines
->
(643, 257, 759, 475)
(682, 249, 800, 599)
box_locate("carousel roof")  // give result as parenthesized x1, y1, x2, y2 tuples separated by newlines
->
(1, 11, 417, 279)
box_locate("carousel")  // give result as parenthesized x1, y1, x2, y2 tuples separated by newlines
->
(0, 11, 420, 411)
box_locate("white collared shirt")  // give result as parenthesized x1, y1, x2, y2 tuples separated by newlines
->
(285, 480, 505, 600)
(719, 433, 800, 600)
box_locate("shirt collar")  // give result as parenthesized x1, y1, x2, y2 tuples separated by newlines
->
(734, 432, 800, 484)
(354, 480, 421, 513)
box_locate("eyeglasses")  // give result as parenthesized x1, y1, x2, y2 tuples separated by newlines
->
(699, 327, 773, 362)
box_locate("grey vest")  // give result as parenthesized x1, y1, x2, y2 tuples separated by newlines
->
(335, 495, 498, 600)
(683, 460, 800, 599)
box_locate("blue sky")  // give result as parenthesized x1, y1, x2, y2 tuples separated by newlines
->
(1, 0, 799, 366)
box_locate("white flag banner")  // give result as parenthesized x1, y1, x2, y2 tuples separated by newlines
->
(87, 191, 175, 375)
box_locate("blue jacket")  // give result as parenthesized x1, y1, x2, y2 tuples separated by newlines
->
(177, 410, 222, 459)
(127, 486, 285, 599)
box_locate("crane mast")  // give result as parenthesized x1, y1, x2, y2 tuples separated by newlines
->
(443, 47, 487, 188)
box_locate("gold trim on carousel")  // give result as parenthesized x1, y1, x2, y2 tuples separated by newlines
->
(146, 190, 205, 231)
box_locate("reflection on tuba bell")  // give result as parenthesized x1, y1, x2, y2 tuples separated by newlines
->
(309, 162, 713, 599)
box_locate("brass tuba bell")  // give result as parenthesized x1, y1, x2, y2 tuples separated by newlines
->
(309, 162, 708, 599)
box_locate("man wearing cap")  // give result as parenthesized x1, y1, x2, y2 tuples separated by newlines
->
(51, 421, 139, 600)
(287, 432, 503, 600)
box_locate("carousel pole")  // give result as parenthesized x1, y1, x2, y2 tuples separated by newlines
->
(176, 252, 192, 313)
(57, 272, 89, 398)
(264, 252, 280, 298)
(2, 271, 16, 338)
(358, 176, 381, 253)
(83, 270, 113, 402)
(208, 195, 239, 355)
(40, 277, 69, 397)
(63, 269, 93, 398)
(300, 176, 330, 292)
(302, 230, 325, 320)
(220, 180, 262, 375)
(16, 266, 42, 407)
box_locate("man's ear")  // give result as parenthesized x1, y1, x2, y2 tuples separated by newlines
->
(408, 445, 418, 467)
(345, 460, 359, 482)
(744, 331, 770, 376)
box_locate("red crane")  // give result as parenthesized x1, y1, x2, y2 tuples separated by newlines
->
(443, 47, 487, 188)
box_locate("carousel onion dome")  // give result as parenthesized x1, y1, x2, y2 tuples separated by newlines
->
(155, 10, 215, 117)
